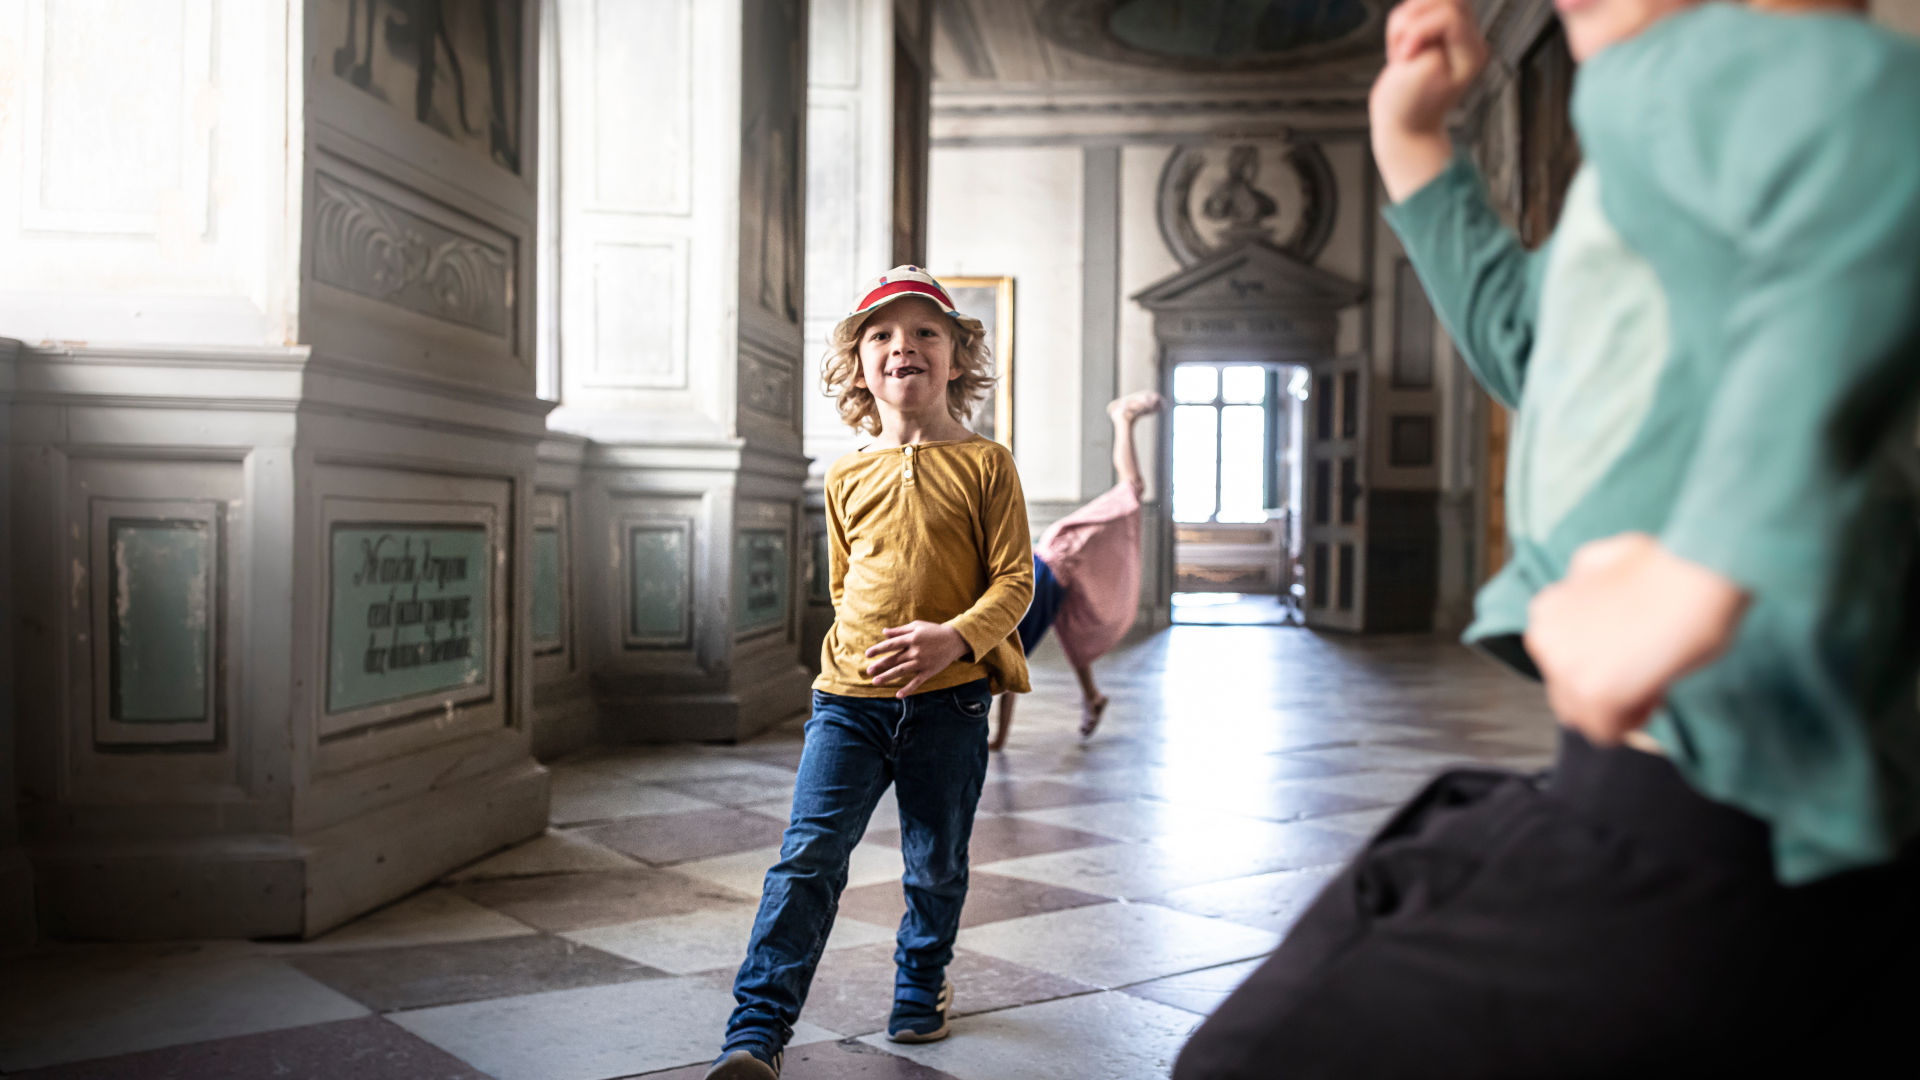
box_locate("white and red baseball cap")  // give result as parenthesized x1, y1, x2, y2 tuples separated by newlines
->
(833, 265, 966, 341)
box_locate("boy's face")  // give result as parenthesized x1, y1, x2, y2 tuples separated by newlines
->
(1556, 0, 1696, 60)
(854, 297, 960, 418)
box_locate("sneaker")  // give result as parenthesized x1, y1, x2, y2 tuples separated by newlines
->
(703, 1046, 781, 1080)
(887, 978, 954, 1043)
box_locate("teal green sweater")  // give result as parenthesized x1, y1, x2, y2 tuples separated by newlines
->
(1385, 5, 1920, 883)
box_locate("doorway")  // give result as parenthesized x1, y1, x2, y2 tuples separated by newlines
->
(1169, 360, 1308, 626)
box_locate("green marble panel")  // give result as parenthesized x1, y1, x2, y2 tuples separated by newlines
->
(734, 528, 789, 635)
(328, 525, 490, 714)
(109, 520, 212, 723)
(532, 526, 563, 649)
(630, 525, 691, 644)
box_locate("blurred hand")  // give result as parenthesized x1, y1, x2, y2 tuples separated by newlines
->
(1370, 0, 1489, 201)
(864, 621, 969, 699)
(1525, 533, 1750, 746)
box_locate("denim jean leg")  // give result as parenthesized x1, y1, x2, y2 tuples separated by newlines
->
(726, 691, 896, 1051)
(891, 680, 993, 991)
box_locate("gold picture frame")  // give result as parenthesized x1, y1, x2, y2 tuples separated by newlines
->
(940, 275, 1014, 452)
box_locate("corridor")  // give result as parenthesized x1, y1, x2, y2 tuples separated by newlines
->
(0, 629, 1550, 1080)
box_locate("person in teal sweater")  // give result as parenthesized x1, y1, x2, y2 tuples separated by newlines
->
(1177, 1, 1920, 1075)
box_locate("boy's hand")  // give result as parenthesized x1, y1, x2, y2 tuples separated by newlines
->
(864, 621, 969, 699)
(1524, 533, 1750, 747)
(1369, 0, 1488, 202)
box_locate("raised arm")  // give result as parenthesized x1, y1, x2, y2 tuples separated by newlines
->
(1372, 0, 1541, 408)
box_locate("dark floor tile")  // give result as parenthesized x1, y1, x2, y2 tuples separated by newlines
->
(866, 816, 1116, 865)
(13, 1017, 486, 1080)
(633, 1037, 962, 1078)
(578, 808, 789, 866)
(974, 779, 1116, 813)
(289, 932, 664, 1012)
(837, 871, 1109, 932)
(692, 943, 1095, 1039)
(450, 868, 748, 932)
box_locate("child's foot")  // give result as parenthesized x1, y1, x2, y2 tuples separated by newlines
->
(1079, 694, 1110, 739)
(704, 1045, 781, 1079)
(1108, 390, 1164, 425)
(887, 978, 954, 1044)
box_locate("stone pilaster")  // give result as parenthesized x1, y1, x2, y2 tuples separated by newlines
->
(546, 0, 814, 742)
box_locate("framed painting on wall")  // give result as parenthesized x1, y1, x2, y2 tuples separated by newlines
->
(939, 275, 1014, 452)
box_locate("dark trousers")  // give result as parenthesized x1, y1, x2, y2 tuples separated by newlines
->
(726, 681, 992, 1052)
(1175, 729, 1920, 1079)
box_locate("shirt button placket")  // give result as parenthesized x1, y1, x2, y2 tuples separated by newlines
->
(903, 444, 915, 485)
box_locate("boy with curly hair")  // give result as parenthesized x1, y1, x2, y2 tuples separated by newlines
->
(706, 267, 1032, 1080)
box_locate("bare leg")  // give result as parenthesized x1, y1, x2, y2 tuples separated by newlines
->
(1073, 662, 1109, 738)
(991, 692, 1015, 752)
(1108, 391, 1164, 498)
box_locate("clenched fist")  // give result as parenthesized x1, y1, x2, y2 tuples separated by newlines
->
(1370, 0, 1489, 202)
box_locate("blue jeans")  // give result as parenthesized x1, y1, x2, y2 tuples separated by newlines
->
(724, 680, 993, 1052)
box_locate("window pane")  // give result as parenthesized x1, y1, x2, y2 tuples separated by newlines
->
(1174, 365, 1219, 404)
(1314, 375, 1334, 439)
(1217, 405, 1267, 523)
(1172, 405, 1219, 522)
(1221, 365, 1267, 404)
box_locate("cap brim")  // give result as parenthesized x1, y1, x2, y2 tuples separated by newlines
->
(833, 292, 965, 342)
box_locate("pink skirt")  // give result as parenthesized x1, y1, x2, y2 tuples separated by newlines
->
(1035, 483, 1142, 667)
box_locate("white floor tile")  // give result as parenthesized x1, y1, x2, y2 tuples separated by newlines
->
(392, 975, 837, 1080)
(562, 901, 895, 975)
(861, 990, 1201, 1080)
(957, 901, 1277, 988)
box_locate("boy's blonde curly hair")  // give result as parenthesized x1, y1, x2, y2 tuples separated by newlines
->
(820, 305, 996, 435)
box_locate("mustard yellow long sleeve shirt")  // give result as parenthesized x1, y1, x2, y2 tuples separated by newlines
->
(815, 435, 1034, 698)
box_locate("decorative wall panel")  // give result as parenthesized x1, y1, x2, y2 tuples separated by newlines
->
(740, 340, 797, 422)
(804, 100, 861, 320)
(589, 240, 688, 388)
(532, 527, 564, 652)
(734, 528, 790, 636)
(90, 499, 221, 747)
(317, 0, 526, 175)
(1391, 259, 1435, 389)
(628, 521, 693, 647)
(313, 171, 515, 337)
(811, 0, 861, 88)
(532, 488, 574, 675)
(587, 0, 692, 214)
(740, 0, 808, 323)
(326, 525, 490, 715)
(23, 0, 214, 236)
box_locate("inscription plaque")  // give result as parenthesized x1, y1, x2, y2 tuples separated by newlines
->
(328, 525, 490, 714)
(734, 528, 789, 635)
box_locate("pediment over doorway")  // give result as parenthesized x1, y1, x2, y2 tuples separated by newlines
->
(1132, 238, 1366, 315)
(1133, 238, 1365, 357)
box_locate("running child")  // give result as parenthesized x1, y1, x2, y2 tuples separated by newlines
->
(993, 389, 1163, 750)
(706, 266, 1033, 1080)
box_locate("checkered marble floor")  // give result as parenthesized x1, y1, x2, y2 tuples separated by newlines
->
(0, 628, 1551, 1080)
